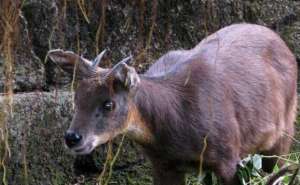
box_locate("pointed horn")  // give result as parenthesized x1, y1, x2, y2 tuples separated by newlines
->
(112, 55, 133, 69)
(105, 55, 133, 78)
(119, 55, 133, 65)
(92, 49, 107, 68)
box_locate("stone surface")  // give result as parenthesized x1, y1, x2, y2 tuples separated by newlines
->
(0, 11, 45, 93)
(17, 0, 300, 90)
(1, 1, 300, 92)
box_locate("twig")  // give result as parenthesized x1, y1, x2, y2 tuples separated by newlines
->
(77, 0, 90, 23)
(95, 0, 107, 55)
(266, 164, 299, 185)
(97, 142, 113, 185)
(104, 134, 126, 185)
(198, 135, 208, 184)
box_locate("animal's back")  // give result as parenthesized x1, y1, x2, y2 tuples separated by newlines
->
(145, 23, 297, 160)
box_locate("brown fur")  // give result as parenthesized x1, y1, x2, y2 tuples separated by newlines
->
(48, 23, 297, 185)
(125, 102, 153, 144)
(131, 24, 297, 185)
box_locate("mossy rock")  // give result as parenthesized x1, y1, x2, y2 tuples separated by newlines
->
(0, 11, 45, 93)
(18, 0, 300, 90)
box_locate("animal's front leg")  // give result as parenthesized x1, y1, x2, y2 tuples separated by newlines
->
(151, 159, 186, 185)
(215, 159, 240, 185)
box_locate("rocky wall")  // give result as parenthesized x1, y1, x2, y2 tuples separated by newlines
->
(1, 0, 300, 91)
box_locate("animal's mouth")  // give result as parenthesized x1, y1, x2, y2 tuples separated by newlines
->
(73, 143, 94, 155)
(69, 135, 111, 155)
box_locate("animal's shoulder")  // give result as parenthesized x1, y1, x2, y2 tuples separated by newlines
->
(145, 50, 193, 77)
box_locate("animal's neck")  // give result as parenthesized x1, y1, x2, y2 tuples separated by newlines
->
(128, 76, 184, 145)
(124, 100, 153, 145)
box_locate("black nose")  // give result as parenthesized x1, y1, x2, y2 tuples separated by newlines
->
(64, 131, 82, 148)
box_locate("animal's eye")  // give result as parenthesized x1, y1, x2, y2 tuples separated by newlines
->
(103, 100, 115, 111)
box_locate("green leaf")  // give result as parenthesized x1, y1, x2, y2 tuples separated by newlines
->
(252, 154, 262, 170)
(283, 175, 290, 184)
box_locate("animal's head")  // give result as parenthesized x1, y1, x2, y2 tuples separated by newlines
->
(48, 49, 141, 154)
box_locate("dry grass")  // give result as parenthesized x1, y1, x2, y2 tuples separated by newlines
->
(97, 134, 126, 185)
(0, 1, 24, 184)
(95, 0, 107, 55)
(77, 0, 90, 23)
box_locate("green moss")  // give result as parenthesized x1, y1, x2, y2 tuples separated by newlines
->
(280, 22, 300, 60)
(50, 169, 68, 185)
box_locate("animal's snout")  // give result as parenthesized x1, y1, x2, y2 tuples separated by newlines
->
(64, 131, 82, 148)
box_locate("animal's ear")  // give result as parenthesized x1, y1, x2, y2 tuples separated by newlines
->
(107, 56, 140, 91)
(47, 49, 107, 79)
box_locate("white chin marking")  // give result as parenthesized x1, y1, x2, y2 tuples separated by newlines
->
(92, 134, 111, 148)
(73, 146, 93, 155)
(70, 134, 111, 155)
